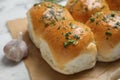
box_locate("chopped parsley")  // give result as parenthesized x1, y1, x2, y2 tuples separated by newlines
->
(111, 13, 115, 17)
(34, 3, 40, 7)
(105, 31, 112, 36)
(69, 23, 77, 29)
(105, 31, 112, 40)
(102, 16, 107, 22)
(90, 18, 95, 23)
(96, 12, 102, 18)
(114, 22, 120, 28)
(64, 32, 71, 39)
(63, 32, 80, 48)
(64, 39, 78, 48)
(102, 13, 116, 22)
(73, 34, 80, 40)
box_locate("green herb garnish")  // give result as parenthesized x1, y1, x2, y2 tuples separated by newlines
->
(96, 12, 102, 18)
(90, 18, 95, 23)
(63, 42, 68, 48)
(64, 32, 71, 39)
(69, 23, 77, 29)
(114, 22, 120, 28)
(34, 3, 40, 7)
(63, 39, 78, 48)
(73, 34, 80, 40)
(105, 31, 112, 36)
(111, 13, 115, 17)
(102, 16, 107, 22)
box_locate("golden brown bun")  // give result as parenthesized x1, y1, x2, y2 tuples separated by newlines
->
(40, 20, 97, 74)
(86, 11, 120, 62)
(66, 0, 109, 23)
(106, 0, 120, 10)
(27, 2, 73, 48)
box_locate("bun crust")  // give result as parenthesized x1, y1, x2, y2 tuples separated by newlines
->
(66, 0, 109, 23)
(86, 11, 120, 62)
(106, 0, 120, 10)
(40, 20, 97, 74)
(27, 2, 73, 48)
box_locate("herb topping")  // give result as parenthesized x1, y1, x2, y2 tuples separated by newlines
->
(63, 31, 80, 48)
(114, 22, 120, 28)
(69, 23, 77, 29)
(105, 31, 112, 36)
(64, 32, 71, 39)
(74, 34, 80, 40)
(90, 18, 95, 23)
(64, 40, 78, 48)
(34, 3, 41, 7)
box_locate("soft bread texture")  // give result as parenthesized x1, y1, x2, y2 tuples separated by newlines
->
(106, 0, 120, 10)
(66, 0, 109, 23)
(27, 2, 73, 48)
(40, 38, 97, 74)
(27, 1, 97, 75)
(40, 20, 97, 74)
(86, 11, 120, 62)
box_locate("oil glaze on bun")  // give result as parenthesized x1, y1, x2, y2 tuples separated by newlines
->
(66, 0, 109, 23)
(27, 2, 73, 48)
(40, 20, 97, 74)
(86, 11, 120, 62)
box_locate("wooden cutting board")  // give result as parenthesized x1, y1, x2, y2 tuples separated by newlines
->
(7, 18, 120, 80)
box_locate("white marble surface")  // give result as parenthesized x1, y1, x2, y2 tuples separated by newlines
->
(0, 0, 66, 80)
(0, 0, 40, 34)
(0, 33, 30, 80)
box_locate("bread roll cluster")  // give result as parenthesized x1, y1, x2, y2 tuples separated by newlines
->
(27, 0, 120, 74)
(66, 0, 120, 62)
(86, 11, 120, 62)
(66, 0, 109, 23)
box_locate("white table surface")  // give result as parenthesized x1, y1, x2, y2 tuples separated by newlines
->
(0, 0, 66, 80)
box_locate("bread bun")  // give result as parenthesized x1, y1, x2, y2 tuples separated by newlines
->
(27, 2, 73, 48)
(106, 0, 120, 10)
(40, 20, 97, 74)
(86, 11, 120, 62)
(66, 0, 109, 23)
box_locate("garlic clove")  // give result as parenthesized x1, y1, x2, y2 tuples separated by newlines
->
(3, 32, 28, 62)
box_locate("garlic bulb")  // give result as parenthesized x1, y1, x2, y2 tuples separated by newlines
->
(3, 32, 28, 62)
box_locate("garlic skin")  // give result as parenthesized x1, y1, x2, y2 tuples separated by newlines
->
(3, 32, 28, 62)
